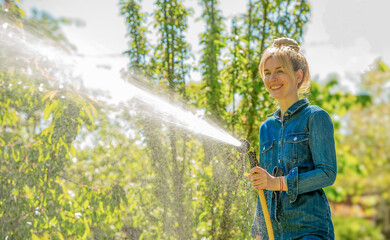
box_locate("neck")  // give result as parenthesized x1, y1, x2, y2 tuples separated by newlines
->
(278, 95, 300, 118)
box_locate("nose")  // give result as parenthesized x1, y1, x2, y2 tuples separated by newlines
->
(270, 71, 278, 80)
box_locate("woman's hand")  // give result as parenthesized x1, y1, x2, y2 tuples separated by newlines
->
(247, 166, 279, 191)
(256, 235, 261, 240)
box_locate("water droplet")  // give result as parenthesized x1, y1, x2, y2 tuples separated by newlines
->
(68, 190, 75, 198)
(27, 66, 33, 76)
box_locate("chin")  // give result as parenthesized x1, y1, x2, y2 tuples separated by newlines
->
(271, 93, 284, 99)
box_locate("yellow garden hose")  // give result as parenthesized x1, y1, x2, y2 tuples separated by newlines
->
(258, 189, 274, 240)
(236, 139, 274, 240)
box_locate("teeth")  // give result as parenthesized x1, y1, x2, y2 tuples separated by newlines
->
(271, 85, 282, 90)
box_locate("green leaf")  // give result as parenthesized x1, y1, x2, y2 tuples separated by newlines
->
(42, 90, 58, 101)
(82, 217, 90, 239)
(70, 144, 76, 157)
(31, 234, 40, 240)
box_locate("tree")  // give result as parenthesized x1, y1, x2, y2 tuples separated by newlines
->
(340, 60, 390, 238)
(120, 0, 149, 72)
(198, 0, 226, 119)
(0, 2, 130, 238)
(120, 0, 194, 239)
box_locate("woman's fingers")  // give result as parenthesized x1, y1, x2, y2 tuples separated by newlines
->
(250, 171, 267, 190)
(246, 167, 270, 190)
(252, 182, 266, 190)
(252, 179, 266, 190)
(247, 166, 266, 178)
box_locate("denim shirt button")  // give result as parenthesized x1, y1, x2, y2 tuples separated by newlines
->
(263, 147, 265, 151)
(294, 137, 297, 141)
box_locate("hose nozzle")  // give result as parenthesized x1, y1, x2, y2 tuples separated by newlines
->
(236, 139, 250, 153)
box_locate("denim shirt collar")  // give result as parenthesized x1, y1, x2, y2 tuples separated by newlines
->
(267, 98, 310, 120)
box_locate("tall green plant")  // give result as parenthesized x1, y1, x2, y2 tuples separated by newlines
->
(198, 0, 226, 120)
(120, 0, 149, 72)
(120, 0, 194, 238)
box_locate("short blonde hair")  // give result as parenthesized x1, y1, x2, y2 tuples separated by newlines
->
(259, 38, 310, 95)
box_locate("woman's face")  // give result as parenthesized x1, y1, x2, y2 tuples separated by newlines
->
(263, 57, 300, 103)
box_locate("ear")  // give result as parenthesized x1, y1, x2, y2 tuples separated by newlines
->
(295, 69, 303, 85)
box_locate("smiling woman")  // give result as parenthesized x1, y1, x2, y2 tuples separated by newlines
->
(249, 38, 337, 240)
(259, 38, 311, 115)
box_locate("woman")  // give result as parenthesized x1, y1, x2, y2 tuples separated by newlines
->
(247, 38, 337, 239)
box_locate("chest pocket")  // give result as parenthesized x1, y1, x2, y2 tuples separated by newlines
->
(284, 132, 309, 163)
(261, 140, 274, 167)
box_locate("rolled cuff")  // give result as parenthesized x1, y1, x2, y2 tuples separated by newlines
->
(286, 167, 298, 203)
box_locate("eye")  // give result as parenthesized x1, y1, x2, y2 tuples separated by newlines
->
(277, 70, 284, 74)
(264, 72, 270, 76)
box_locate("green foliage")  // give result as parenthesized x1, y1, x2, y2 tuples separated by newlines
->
(2, 0, 388, 239)
(198, 0, 226, 118)
(333, 216, 385, 240)
(0, 4, 127, 238)
(0, 69, 102, 238)
(120, 0, 149, 71)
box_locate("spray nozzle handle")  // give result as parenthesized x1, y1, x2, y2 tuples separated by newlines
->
(236, 139, 250, 153)
(248, 151, 259, 168)
(236, 139, 259, 168)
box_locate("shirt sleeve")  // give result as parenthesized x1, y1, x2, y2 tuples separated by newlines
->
(285, 110, 337, 203)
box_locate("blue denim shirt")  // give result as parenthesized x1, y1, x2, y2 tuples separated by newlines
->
(251, 98, 336, 239)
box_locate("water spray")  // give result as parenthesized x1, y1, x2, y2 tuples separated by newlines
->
(236, 139, 275, 240)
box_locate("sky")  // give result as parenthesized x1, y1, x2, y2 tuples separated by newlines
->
(19, 0, 390, 96)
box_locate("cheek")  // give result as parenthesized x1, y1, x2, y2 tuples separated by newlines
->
(263, 79, 271, 90)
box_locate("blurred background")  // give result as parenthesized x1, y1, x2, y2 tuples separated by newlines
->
(1, 0, 389, 239)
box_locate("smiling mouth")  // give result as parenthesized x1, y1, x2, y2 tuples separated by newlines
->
(270, 85, 283, 90)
